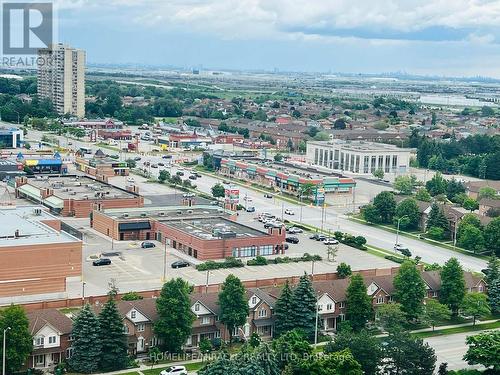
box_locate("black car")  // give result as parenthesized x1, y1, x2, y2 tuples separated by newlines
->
(171, 260, 190, 269)
(309, 233, 326, 241)
(141, 241, 156, 248)
(158, 162, 165, 166)
(286, 236, 300, 244)
(195, 173, 202, 178)
(189, 175, 197, 180)
(93, 258, 111, 266)
(264, 193, 273, 198)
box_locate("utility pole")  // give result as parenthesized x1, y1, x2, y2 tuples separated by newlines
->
(395, 215, 409, 248)
(3, 327, 11, 375)
(314, 299, 319, 345)
(82, 282, 86, 304)
(321, 204, 326, 232)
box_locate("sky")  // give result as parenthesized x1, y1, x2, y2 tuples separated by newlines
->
(55, 0, 500, 77)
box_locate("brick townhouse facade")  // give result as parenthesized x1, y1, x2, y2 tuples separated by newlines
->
(24, 269, 486, 369)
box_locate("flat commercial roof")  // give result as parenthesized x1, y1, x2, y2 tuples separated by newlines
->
(308, 140, 412, 152)
(162, 217, 267, 240)
(0, 206, 80, 247)
(26, 175, 137, 200)
(102, 205, 231, 220)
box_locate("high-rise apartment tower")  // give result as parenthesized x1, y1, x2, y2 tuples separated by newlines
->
(37, 43, 85, 118)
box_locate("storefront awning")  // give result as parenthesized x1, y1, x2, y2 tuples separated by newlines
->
(118, 221, 151, 231)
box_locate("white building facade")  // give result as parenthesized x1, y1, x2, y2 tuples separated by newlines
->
(306, 140, 412, 175)
(37, 44, 86, 118)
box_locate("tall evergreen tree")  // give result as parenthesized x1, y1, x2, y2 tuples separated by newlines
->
(0, 305, 33, 374)
(346, 274, 372, 331)
(488, 278, 500, 314)
(98, 296, 128, 371)
(484, 256, 500, 287)
(393, 261, 426, 320)
(439, 258, 466, 315)
(70, 304, 102, 374)
(254, 343, 280, 375)
(426, 203, 449, 232)
(273, 280, 294, 337)
(290, 274, 317, 339)
(155, 278, 195, 353)
(218, 274, 249, 343)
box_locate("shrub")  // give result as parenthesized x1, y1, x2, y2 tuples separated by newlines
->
(385, 255, 405, 264)
(247, 256, 268, 266)
(427, 226, 445, 240)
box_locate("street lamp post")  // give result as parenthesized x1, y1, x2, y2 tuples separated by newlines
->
(395, 215, 409, 249)
(82, 282, 86, 304)
(205, 271, 210, 294)
(314, 298, 320, 345)
(162, 240, 167, 282)
(3, 327, 11, 375)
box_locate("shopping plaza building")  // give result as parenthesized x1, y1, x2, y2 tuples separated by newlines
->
(306, 140, 412, 175)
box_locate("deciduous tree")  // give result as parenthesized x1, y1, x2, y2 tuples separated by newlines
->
(0, 305, 33, 374)
(218, 274, 249, 343)
(395, 198, 421, 230)
(211, 183, 225, 198)
(336, 262, 352, 278)
(373, 191, 396, 223)
(463, 330, 500, 371)
(394, 261, 426, 320)
(421, 299, 451, 331)
(155, 278, 195, 353)
(439, 258, 466, 315)
(346, 274, 372, 331)
(460, 293, 490, 326)
(376, 303, 406, 333)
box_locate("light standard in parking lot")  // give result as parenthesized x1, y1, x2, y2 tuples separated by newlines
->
(205, 271, 210, 293)
(162, 241, 167, 283)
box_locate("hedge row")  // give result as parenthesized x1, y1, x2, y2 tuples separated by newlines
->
(247, 253, 322, 266)
(196, 257, 244, 271)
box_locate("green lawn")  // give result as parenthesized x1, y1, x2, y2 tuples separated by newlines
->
(412, 320, 500, 339)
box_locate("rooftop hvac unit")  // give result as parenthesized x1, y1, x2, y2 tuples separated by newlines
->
(33, 208, 42, 216)
(140, 213, 147, 217)
(187, 210, 193, 214)
(122, 213, 129, 218)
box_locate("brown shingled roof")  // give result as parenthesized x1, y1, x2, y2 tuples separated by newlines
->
(190, 292, 220, 315)
(27, 309, 73, 336)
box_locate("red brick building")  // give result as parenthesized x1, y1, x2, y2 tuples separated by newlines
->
(15, 175, 143, 218)
(0, 206, 82, 298)
(91, 206, 286, 260)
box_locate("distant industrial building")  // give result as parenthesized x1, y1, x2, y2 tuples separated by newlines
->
(15, 175, 143, 217)
(0, 206, 82, 298)
(0, 159, 23, 180)
(37, 44, 86, 118)
(92, 206, 286, 260)
(307, 140, 412, 175)
(0, 126, 23, 148)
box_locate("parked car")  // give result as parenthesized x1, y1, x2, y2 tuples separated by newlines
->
(176, 171, 184, 176)
(141, 241, 156, 248)
(160, 366, 187, 375)
(284, 208, 295, 215)
(286, 236, 300, 244)
(246, 206, 256, 212)
(151, 164, 158, 168)
(195, 173, 202, 178)
(243, 196, 253, 202)
(264, 221, 282, 229)
(264, 193, 273, 198)
(324, 238, 339, 245)
(171, 260, 190, 269)
(126, 177, 135, 183)
(162, 155, 172, 159)
(92, 258, 111, 266)
(287, 227, 303, 234)
(134, 156, 141, 161)
(309, 233, 326, 241)
(189, 175, 197, 180)
(158, 162, 165, 166)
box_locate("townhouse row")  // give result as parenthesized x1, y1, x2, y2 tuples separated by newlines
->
(26, 270, 485, 370)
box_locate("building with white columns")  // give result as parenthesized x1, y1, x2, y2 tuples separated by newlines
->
(306, 140, 412, 175)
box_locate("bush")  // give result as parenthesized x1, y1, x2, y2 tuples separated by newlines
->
(121, 291, 143, 301)
(427, 226, 445, 240)
(384, 255, 405, 264)
(196, 257, 245, 271)
(211, 337, 222, 350)
(247, 256, 268, 266)
(272, 254, 322, 264)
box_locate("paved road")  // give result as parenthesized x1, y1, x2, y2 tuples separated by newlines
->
(425, 330, 496, 371)
(26, 130, 487, 272)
